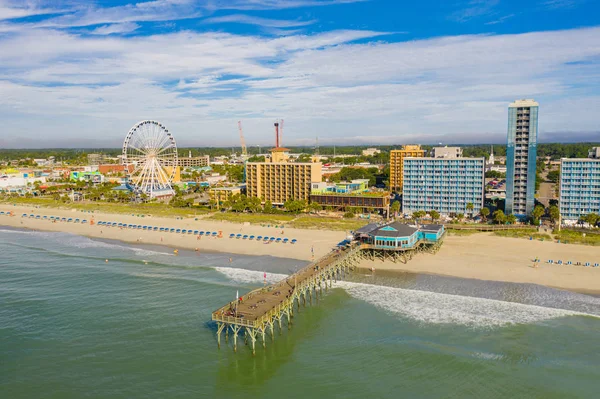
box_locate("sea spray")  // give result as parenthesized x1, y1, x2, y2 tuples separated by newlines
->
(213, 267, 596, 328)
(336, 281, 594, 328)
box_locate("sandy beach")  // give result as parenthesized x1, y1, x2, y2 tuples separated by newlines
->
(0, 205, 345, 261)
(359, 234, 600, 294)
(2, 204, 600, 293)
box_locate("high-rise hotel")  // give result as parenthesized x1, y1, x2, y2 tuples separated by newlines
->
(559, 147, 600, 221)
(505, 99, 539, 218)
(389, 145, 426, 193)
(402, 148, 485, 217)
(245, 123, 322, 205)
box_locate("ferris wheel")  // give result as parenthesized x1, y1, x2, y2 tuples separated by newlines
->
(122, 120, 178, 198)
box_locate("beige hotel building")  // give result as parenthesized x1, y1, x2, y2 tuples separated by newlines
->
(246, 147, 322, 205)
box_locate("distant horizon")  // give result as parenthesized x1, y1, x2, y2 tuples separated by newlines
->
(1, 140, 599, 152)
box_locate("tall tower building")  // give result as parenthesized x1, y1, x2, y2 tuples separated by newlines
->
(505, 99, 539, 218)
(389, 145, 425, 193)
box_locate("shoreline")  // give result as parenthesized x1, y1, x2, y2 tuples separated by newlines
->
(2, 204, 600, 295)
(354, 267, 600, 297)
(0, 205, 345, 262)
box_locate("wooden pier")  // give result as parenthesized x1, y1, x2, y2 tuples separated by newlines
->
(211, 225, 445, 355)
(211, 242, 363, 355)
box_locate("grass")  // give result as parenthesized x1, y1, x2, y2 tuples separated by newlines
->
(0, 197, 211, 218)
(205, 212, 296, 224)
(289, 216, 368, 231)
(447, 229, 485, 236)
(554, 229, 600, 246)
(492, 229, 547, 239)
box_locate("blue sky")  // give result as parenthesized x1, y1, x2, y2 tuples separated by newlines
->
(0, 0, 599, 148)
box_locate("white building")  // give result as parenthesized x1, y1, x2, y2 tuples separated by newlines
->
(432, 146, 463, 159)
(362, 148, 381, 156)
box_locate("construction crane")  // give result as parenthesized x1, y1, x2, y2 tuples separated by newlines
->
(238, 120, 247, 157)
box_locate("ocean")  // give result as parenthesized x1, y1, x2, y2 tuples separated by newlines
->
(1, 228, 599, 399)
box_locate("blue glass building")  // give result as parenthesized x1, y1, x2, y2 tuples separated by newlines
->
(402, 156, 485, 217)
(505, 99, 538, 218)
(559, 157, 600, 221)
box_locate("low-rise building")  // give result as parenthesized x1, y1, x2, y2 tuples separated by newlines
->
(69, 171, 104, 183)
(559, 156, 600, 221)
(310, 179, 390, 212)
(209, 186, 243, 206)
(87, 153, 106, 166)
(362, 148, 381, 156)
(353, 222, 444, 250)
(178, 155, 210, 167)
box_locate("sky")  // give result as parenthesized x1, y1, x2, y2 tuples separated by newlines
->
(0, 0, 599, 148)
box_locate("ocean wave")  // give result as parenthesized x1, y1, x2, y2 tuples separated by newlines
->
(214, 267, 288, 285)
(335, 281, 595, 328)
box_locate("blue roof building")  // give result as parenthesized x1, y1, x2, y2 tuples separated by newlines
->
(354, 221, 444, 250)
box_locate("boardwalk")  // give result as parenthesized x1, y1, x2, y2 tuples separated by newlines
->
(211, 242, 363, 354)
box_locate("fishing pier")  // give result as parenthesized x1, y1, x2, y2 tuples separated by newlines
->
(211, 222, 445, 355)
(211, 242, 363, 355)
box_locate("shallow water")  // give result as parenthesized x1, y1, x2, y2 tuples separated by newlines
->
(1, 228, 599, 398)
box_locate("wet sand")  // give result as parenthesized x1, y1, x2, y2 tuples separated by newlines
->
(358, 233, 600, 294)
(2, 204, 600, 293)
(0, 205, 346, 261)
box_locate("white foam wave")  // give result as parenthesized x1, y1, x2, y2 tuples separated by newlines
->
(336, 281, 594, 328)
(214, 267, 288, 285)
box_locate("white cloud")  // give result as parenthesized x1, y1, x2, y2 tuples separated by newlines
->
(90, 22, 141, 35)
(0, 22, 600, 147)
(203, 14, 317, 28)
(0, 0, 71, 21)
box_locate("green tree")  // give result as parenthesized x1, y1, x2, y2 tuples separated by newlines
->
(308, 202, 322, 214)
(532, 205, 545, 224)
(466, 202, 474, 218)
(456, 213, 465, 222)
(412, 210, 426, 220)
(493, 209, 506, 224)
(284, 199, 307, 213)
(584, 213, 599, 227)
(479, 207, 490, 221)
(247, 196, 262, 213)
(263, 200, 273, 214)
(429, 210, 440, 222)
(485, 170, 506, 178)
(390, 201, 400, 215)
(506, 214, 517, 225)
(546, 170, 560, 183)
(548, 205, 560, 223)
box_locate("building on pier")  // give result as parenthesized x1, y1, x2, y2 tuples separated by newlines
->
(353, 221, 444, 250)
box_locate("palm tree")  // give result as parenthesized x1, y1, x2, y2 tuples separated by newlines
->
(480, 207, 490, 222)
(466, 202, 474, 219)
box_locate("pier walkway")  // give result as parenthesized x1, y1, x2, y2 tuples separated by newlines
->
(211, 242, 363, 354)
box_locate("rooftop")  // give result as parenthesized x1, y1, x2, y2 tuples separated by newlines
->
(509, 99, 539, 107)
